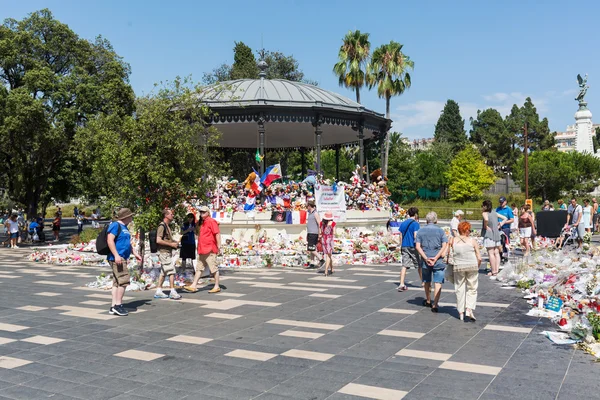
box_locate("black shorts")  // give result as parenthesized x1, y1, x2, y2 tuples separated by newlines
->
(52, 225, 60, 232)
(307, 233, 319, 251)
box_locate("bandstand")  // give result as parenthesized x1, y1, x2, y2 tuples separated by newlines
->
(197, 61, 391, 179)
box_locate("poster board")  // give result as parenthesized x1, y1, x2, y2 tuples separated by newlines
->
(315, 184, 346, 222)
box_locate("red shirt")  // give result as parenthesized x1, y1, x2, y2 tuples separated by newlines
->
(198, 217, 220, 254)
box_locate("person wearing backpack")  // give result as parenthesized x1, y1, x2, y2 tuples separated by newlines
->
(107, 208, 142, 316)
(154, 209, 182, 300)
(397, 207, 421, 292)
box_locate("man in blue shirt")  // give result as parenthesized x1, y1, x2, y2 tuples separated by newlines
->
(495, 196, 514, 259)
(397, 207, 421, 292)
(107, 208, 142, 316)
(416, 211, 448, 312)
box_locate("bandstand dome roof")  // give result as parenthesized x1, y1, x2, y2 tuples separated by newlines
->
(197, 77, 391, 149)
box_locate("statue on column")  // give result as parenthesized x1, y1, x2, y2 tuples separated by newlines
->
(575, 73, 589, 105)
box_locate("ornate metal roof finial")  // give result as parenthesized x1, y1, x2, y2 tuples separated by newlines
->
(258, 60, 268, 79)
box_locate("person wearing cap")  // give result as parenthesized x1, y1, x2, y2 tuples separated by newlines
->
(154, 209, 182, 300)
(107, 208, 142, 316)
(450, 210, 464, 237)
(495, 197, 514, 259)
(397, 207, 421, 292)
(320, 211, 336, 276)
(304, 200, 324, 269)
(185, 206, 221, 293)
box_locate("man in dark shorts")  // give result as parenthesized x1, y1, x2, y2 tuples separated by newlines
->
(397, 207, 421, 291)
(106, 208, 142, 316)
(304, 200, 324, 269)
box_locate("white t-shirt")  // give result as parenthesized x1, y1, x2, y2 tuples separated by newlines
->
(450, 217, 460, 236)
(6, 219, 19, 233)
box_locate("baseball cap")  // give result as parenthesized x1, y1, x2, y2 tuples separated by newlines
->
(454, 210, 464, 216)
(199, 206, 210, 213)
(499, 196, 507, 203)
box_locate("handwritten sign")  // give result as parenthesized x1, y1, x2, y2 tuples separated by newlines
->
(315, 184, 346, 222)
(545, 296, 563, 313)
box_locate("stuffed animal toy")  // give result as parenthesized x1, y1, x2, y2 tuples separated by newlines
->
(370, 168, 391, 195)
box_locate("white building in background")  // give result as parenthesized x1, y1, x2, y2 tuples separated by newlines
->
(408, 138, 434, 151)
(555, 123, 599, 153)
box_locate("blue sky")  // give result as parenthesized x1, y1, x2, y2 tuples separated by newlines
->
(3, 0, 599, 139)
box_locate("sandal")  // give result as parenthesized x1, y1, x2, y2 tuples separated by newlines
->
(397, 285, 408, 292)
(431, 306, 439, 313)
(183, 286, 199, 293)
(422, 299, 432, 308)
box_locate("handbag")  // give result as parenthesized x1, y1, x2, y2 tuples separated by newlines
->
(444, 242, 455, 284)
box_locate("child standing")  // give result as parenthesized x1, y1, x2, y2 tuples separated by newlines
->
(320, 212, 336, 276)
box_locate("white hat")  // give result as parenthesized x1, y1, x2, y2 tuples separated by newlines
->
(454, 210, 464, 216)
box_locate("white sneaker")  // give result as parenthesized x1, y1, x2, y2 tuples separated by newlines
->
(13, 246, 19, 249)
(169, 291, 182, 300)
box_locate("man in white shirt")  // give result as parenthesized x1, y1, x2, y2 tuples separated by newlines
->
(450, 210, 464, 237)
(566, 198, 584, 249)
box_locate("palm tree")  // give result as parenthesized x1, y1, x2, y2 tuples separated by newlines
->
(367, 41, 413, 176)
(333, 30, 371, 103)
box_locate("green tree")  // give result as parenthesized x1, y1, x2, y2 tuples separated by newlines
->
(470, 108, 517, 173)
(0, 9, 135, 216)
(322, 148, 356, 182)
(367, 41, 414, 177)
(445, 146, 496, 202)
(75, 77, 223, 230)
(202, 45, 315, 85)
(386, 133, 416, 201)
(230, 42, 258, 80)
(414, 142, 452, 192)
(505, 97, 555, 152)
(259, 49, 316, 84)
(434, 100, 467, 155)
(333, 30, 370, 103)
(202, 63, 232, 85)
(513, 150, 600, 200)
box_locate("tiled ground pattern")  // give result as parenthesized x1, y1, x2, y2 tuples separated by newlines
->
(0, 249, 598, 400)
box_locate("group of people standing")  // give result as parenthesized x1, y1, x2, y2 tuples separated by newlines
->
(394, 198, 524, 321)
(104, 206, 223, 316)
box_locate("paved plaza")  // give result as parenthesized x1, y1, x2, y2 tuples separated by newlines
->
(0, 250, 599, 400)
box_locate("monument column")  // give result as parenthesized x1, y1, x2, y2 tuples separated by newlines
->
(574, 73, 595, 156)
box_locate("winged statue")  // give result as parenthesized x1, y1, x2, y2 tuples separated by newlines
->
(575, 73, 589, 103)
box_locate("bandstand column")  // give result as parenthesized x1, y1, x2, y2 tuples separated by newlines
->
(358, 122, 365, 181)
(258, 114, 266, 175)
(314, 116, 323, 175)
(380, 123, 389, 177)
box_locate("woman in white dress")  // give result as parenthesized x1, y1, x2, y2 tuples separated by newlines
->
(583, 199, 593, 232)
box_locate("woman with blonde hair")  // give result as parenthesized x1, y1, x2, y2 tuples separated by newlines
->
(452, 221, 481, 321)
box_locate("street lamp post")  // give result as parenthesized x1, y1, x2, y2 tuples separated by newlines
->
(524, 122, 529, 200)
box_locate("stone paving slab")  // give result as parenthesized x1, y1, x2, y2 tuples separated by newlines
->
(0, 250, 598, 399)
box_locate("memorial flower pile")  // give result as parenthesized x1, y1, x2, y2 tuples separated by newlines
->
(495, 246, 600, 359)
